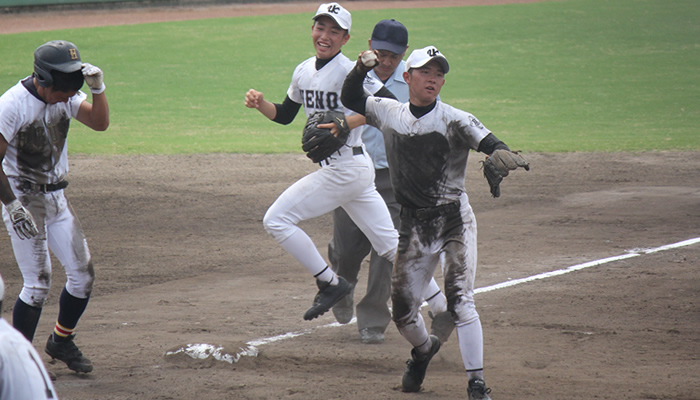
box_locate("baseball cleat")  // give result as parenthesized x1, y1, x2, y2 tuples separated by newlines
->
(429, 310, 456, 344)
(331, 286, 354, 324)
(45, 334, 93, 373)
(401, 335, 441, 392)
(303, 276, 353, 321)
(468, 378, 492, 400)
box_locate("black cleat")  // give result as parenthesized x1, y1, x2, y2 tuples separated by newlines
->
(401, 335, 441, 392)
(303, 277, 353, 321)
(468, 378, 492, 400)
(45, 334, 93, 373)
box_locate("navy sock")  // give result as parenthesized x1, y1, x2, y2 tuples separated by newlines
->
(13, 298, 42, 342)
(52, 287, 89, 342)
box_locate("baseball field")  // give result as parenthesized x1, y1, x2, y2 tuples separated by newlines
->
(0, 1, 699, 399)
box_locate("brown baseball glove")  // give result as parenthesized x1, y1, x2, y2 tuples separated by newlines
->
(482, 149, 530, 198)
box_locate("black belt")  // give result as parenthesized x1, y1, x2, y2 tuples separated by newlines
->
(319, 146, 364, 166)
(19, 180, 69, 193)
(400, 200, 460, 221)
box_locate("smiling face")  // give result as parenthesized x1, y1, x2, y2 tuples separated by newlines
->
(403, 60, 446, 107)
(311, 16, 350, 60)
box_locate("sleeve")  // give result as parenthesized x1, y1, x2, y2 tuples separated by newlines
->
(477, 133, 510, 154)
(69, 91, 88, 118)
(341, 66, 370, 115)
(0, 95, 20, 143)
(456, 109, 492, 150)
(272, 95, 302, 125)
(286, 63, 304, 104)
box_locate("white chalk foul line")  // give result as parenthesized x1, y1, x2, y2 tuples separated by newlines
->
(166, 236, 700, 364)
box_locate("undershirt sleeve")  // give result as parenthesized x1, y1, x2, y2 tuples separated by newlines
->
(341, 67, 369, 115)
(272, 95, 302, 125)
(477, 133, 511, 155)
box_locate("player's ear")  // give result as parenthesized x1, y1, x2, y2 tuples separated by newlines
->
(403, 70, 411, 84)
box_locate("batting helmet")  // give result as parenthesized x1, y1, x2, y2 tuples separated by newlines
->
(33, 40, 82, 88)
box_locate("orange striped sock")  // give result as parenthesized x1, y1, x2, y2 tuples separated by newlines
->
(53, 322, 75, 341)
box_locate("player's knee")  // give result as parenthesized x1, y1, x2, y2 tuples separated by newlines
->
(20, 286, 51, 308)
(263, 211, 294, 241)
(66, 260, 96, 298)
(453, 300, 479, 326)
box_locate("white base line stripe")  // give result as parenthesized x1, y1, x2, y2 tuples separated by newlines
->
(166, 236, 700, 363)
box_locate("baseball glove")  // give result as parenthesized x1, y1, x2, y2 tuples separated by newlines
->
(301, 111, 350, 163)
(482, 149, 530, 198)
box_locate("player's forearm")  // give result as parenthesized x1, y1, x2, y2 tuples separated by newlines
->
(0, 141, 16, 205)
(256, 99, 278, 121)
(88, 92, 110, 131)
(341, 68, 368, 115)
(345, 114, 366, 131)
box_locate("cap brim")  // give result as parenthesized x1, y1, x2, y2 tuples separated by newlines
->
(313, 13, 349, 30)
(411, 56, 449, 74)
(370, 40, 406, 55)
(57, 60, 83, 73)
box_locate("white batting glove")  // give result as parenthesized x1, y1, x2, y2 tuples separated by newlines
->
(6, 200, 38, 240)
(82, 63, 105, 94)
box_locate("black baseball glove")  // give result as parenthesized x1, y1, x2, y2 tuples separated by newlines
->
(482, 149, 530, 198)
(301, 111, 351, 163)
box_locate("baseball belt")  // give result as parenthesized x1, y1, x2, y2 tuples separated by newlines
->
(18, 180, 69, 193)
(319, 146, 364, 166)
(400, 200, 460, 221)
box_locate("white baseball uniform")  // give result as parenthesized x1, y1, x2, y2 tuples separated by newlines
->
(262, 53, 398, 281)
(0, 78, 94, 308)
(0, 318, 59, 400)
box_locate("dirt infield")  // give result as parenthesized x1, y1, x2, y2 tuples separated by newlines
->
(1, 1, 699, 400)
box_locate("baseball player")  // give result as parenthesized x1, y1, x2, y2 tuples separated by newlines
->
(0, 273, 59, 400)
(0, 40, 109, 374)
(328, 19, 454, 345)
(342, 46, 529, 398)
(244, 2, 400, 321)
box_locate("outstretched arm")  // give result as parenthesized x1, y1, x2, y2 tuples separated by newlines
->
(341, 50, 380, 115)
(245, 90, 301, 125)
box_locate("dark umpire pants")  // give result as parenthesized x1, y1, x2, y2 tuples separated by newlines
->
(328, 167, 398, 333)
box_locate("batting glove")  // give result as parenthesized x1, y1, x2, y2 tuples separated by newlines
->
(6, 200, 38, 240)
(82, 63, 105, 94)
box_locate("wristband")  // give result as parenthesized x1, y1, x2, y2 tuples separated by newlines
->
(90, 82, 106, 95)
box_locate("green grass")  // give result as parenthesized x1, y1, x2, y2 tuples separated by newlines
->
(0, 0, 698, 154)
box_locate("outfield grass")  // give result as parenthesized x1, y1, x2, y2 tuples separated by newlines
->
(0, 0, 698, 154)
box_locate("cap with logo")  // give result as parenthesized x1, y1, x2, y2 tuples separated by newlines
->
(370, 19, 408, 55)
(313, 2, 352, 32)
(405, 45, 449, 74)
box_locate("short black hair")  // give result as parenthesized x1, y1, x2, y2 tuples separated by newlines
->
(51, 69, 84, 92)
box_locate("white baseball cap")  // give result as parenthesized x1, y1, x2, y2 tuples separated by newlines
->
(0, 273, 4, 303)
(313, 3, 352, 32)
(406, 45, 450, 74)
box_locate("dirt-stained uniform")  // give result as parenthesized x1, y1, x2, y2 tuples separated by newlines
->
(0, 40, 109, 374)
(341, 45, 527, 398)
